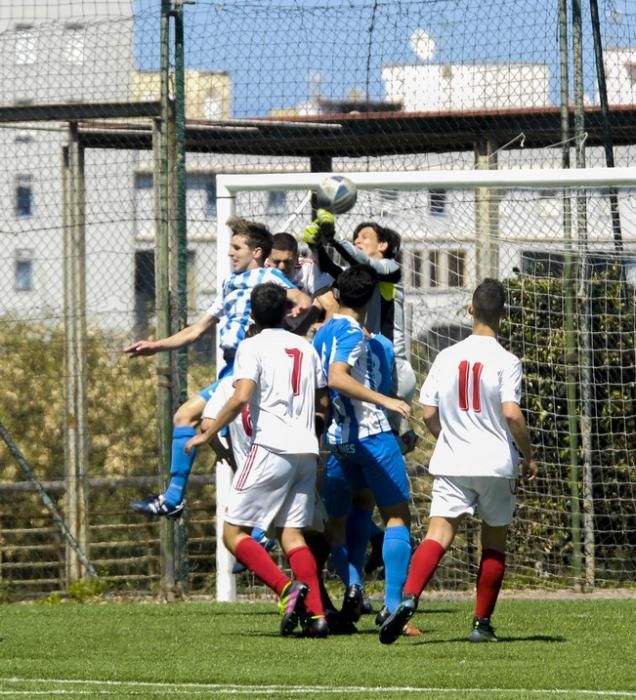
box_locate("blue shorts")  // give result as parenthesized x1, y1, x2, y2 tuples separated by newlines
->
(323, 431, 410, 518)
(197, 359, 235, 402)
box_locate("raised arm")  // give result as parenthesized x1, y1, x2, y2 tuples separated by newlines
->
(123, 313, 217, 357)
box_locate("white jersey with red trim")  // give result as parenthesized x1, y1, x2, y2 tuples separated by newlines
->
(419, 334, 522, 478)
(232, 328, 326, 455)
(201, 376, 251, 468)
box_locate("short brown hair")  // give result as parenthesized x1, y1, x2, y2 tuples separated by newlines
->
(227, 217, 273, 259)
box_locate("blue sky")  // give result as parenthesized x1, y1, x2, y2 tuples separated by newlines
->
(133, 0, 635, 117)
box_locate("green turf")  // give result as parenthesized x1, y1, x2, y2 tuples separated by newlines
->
(0, 597, 634, 699)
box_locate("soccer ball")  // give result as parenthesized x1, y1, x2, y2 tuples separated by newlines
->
(315, 175, 357, 214)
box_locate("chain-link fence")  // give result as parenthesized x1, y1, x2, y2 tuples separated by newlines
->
(0, 1, 634, 599)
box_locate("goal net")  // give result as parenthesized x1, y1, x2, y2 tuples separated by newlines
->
(214, 167, 636, 600)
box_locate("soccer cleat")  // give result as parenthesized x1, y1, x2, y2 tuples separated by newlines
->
(375, 605, 390, 627)
(379, 594, 418, 645)
(360, 593, 374, 615)
(469, 616, 498, 642)
(130, 494, 184, 519)
(232, 534, 277, 574)
(325, 609, 358, 635)
(340, 584, 363, 624)
(278, 580, 308, 637)
(303, 615, 329, 638)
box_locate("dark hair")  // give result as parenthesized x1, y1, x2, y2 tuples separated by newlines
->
(352, 221, 400, 260)
(272, 232, 299, 257)
(250, 282, 287, 328)
(227, 217, 273, 260)
(472, 278, 506, 326)
(337, 264, 379, 309)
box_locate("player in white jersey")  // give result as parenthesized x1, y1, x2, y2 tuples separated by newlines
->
(186, 282, 330, 638)
(379, 278, 538, 645)
(124, 218, 311, 520)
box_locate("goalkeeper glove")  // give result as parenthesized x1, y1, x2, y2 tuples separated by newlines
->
(303, 222, 321, 246)
(315, 208, 336, 241)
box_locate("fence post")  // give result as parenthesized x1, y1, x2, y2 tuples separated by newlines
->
(62, 124, 90, 584)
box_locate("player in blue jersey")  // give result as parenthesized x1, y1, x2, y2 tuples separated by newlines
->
(313, 264, 417, 635)
(124, 217, 311, 518)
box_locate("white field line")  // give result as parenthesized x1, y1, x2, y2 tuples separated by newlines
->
(1, 678, 636, 698)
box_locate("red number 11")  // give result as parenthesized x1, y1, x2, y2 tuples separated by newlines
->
(458, 360, 483, 412)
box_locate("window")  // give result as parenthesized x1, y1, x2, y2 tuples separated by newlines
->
(15, 250, 33, 291)
(267, 190, 287, 214)
(64, 23, 85, 64)
(429, 188, 447, 216)
(15, 24, 36, 65)
(410, 250, 424, 289)
(448, 250, 466, 287)
(15, 175, 33, 217)
(429, 250, 439, 288)
(521, 251, 564, 278)
(205, 177, 217, 218)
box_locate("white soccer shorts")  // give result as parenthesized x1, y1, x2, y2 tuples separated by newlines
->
(225, 444, 317, 530)
(430, 475, 517, 526)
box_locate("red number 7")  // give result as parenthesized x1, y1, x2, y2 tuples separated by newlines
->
(285, 347, 303, 396)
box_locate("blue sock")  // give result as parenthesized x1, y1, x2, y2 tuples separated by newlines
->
(330, 544, 350, 588)
(382, 524, 412, 613)
(251, 527, 266, 543)
(163, 426, 197, 507)
(346, 508, 372, 589)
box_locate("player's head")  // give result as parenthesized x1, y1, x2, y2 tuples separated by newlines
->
(269, 232, 299, 280)
(352, 222, 399, 260)
(337, 264, 379, 310)
(250, 282, 287, 328)
(471, 278, 506, 329)
(227, 217, 273, 272)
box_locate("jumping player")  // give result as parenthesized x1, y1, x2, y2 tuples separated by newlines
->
(124, 218, 311, 518)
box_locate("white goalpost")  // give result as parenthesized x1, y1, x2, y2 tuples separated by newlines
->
(214, 167, 636, 601)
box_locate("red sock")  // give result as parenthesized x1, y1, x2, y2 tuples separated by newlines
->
(287, 545, 325, 617)
(235, 537, 288, 595)
(475, 549, 506, 619)
(403, 539, 446, 598)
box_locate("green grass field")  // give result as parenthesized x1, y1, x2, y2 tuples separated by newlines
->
(1, 597, 634, 699)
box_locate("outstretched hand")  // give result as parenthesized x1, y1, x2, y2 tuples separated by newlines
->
(123, 340, 159, 357)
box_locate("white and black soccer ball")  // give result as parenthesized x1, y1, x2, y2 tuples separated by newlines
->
(316, 175, 357, 214)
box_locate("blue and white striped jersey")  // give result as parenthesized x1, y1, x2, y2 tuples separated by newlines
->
(206, 267, 295, 352)
(313, 314, 394, 444)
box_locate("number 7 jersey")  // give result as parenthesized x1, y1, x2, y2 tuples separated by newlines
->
(419, 334, 522, 478)
(232, 327, 326, 455)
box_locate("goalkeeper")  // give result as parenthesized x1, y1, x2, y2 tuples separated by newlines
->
(304, 212, 417, 454)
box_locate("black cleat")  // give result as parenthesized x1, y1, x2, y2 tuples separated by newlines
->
(303, 615, 329, 638)
(379, 594, 417, 645)
(278, 581, 308, 637)
(469, 616, 498, 642)
(340, 584, 363, 624)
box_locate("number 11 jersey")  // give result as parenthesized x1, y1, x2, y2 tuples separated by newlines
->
(419, 334, 522, 478)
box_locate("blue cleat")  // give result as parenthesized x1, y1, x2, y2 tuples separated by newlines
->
(131, 494, 184, 519)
